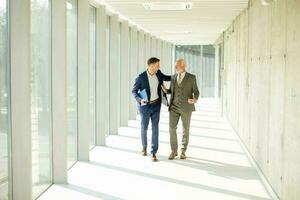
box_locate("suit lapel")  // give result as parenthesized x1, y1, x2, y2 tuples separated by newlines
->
(180, 72, 189, 87)
(143, 71, 151, 99)
(175, 72, 189, 87)
(143, 71, 150, 88)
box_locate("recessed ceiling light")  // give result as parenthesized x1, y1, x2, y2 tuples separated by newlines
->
(164, 31, 192, 34)
(142, 2, 192, 11)
(261, 0, 276, 6)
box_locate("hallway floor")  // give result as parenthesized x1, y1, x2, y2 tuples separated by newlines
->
(39, 98, 272, 200)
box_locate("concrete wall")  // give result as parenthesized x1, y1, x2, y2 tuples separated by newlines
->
(218, 0, 300, 199)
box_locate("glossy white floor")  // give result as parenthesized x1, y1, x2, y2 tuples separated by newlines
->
(39, 98, 273, 200)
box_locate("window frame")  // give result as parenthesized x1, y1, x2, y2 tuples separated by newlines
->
(66, 0, 79, 169)
(30, 0, 54, 198)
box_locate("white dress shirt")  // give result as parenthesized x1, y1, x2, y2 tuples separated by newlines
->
(147, 70, 159, 101)
(177, 71, 186, 85)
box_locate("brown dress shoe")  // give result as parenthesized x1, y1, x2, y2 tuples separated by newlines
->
(168, 152, 178, 160)
(180, 151, 186, 159)
(142, 148, 147, 156)
(152, 154, 158, 162)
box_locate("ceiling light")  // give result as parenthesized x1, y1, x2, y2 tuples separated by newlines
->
(261, 0, 276, 5)
(142, 2, 192, 11)
(164, 31, 192, 34)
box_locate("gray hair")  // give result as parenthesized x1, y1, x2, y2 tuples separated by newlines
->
(176, 58, 186, 66)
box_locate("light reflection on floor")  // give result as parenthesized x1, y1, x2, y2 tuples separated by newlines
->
(39, 98, 272, 200)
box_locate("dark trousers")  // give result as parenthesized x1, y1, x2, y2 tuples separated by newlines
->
(139, 101, 161, 155)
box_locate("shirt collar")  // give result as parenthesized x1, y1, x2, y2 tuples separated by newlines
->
(147, 69, 156, 77)
(177, 71, 186, 76)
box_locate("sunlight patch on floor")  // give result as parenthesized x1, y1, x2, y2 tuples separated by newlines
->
(39, 98, 272, 200)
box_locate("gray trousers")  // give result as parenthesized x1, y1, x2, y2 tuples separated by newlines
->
(169, 107, 192, 152)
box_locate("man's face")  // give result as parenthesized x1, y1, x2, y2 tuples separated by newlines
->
(175, 61, 186, 73)
(154, 62, 160, 71)
(150, 62, 160, 73)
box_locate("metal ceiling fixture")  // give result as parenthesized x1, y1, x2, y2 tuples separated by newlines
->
(142, 2, 193, 11)
(261, 0, 276, 6)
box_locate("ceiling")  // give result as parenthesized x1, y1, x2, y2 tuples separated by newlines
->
(103, 0, 248, 45)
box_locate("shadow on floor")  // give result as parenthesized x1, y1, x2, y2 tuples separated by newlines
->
(115, 134, 244, 155)
(120, 128, 237, 142)
(128, 123, 234, 132)
(104, 145, 258, 180)
(86, 160, 271, 200)
(59, 184, 126, 200)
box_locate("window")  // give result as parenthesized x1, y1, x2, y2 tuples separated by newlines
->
(66, 0, 78, 168)
(30, 0, 53, 197)
(89, 6, 96, 148)
(0, 0, 11, 199)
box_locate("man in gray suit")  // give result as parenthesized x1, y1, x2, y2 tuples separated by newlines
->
(162, 59, 200, 160)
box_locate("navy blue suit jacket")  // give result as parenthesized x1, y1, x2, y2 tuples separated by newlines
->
(132, 70, 171, 105)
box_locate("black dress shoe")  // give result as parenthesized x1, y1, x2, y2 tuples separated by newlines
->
(142, 148, 147, 156)
(151, 154, 158, 162)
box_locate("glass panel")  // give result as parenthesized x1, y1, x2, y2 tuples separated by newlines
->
(89, 6, 96, 148)
(0, 0, 10, 199)
(30, 0, 52, 198)
(175, 45, 215, 97)
(66, 0, 78, 167)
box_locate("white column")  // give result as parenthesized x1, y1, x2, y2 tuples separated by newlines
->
(109, 14, 120, 135)
(156, 39, 161, 59)
(10, 0, 32, 199)
(145, 33, 151, 60)
(171, 44, 176, 74)
(96, 5, 107, 145)
(120, 20, 130, 126)
(129, 26, 138, 119)
(214, 45, 220, 98)
(164, 42, 172, 74)
(77, 0, 90, 161)
(170, 43, 174, 73)
(52, 0, 67, 183)
(157, 39, 164, 71)
(138, 29, 145, 73)
(151, 36, 157, 57)
(161, 41, 167, 71)
(157, 39, 163, 61)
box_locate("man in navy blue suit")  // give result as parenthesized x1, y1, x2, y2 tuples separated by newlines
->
(132, 57, 171, 162)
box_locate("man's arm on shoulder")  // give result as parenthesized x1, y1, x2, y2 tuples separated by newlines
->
(157, 69, 171, 81)
(161, 84, 171, 94)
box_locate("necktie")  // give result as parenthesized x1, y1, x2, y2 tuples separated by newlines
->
(178, 73, 182, 85)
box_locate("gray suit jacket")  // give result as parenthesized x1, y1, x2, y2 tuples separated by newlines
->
(168, 72, 200, 112)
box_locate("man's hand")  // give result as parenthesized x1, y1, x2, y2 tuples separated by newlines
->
(140, 99, 147, 106)
(161, 84, 168, 94)
(188, 98, 197, 104)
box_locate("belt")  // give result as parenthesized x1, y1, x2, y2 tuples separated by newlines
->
(149, 98, 159, 104)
